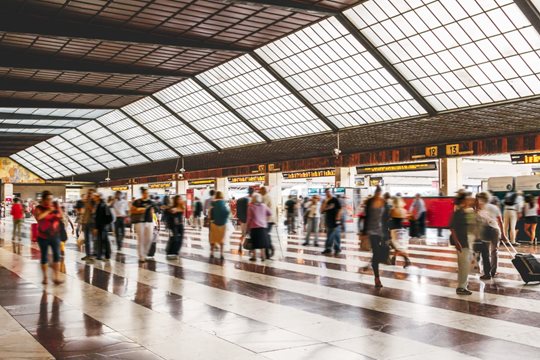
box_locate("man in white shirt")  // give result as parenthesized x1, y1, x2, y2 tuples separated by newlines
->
(477, 192, 507, 279)
(112, 191, 128, 251)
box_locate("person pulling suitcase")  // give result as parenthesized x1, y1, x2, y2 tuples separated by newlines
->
(165, 195, 185, 260)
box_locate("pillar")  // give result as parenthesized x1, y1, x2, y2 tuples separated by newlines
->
(439, 158, 463, 196)
(3, 183, 13, 200)
(335, 167, 356, 188)
(177, 180, 188, 195)
(216, 177, 229, 199)
(265, 172, 283, 222)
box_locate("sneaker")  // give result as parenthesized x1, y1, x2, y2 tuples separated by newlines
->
(480, 274, 492, 280)
(166, 255, 178, 260)
(456, 288, 472, 295)
(334, 250, 341, 256)
(321, 249, 332, 255)
(302, 242, 309, 246)
(145, 256, 155, 261)
(313, 242, 319, 247)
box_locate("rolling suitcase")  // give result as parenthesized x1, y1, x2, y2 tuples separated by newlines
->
(502, 242, 540, 284)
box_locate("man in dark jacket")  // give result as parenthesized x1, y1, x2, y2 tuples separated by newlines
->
(236, 187, 254, 253)
(94, 193, 112, 261)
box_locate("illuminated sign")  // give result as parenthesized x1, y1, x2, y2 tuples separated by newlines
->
(425, 146, 438, 157)
(445, 144, 473, 156)
(511, 152, 540, 164)
(188, 179, 215, 186)
(227, 175, 266, 183)
(148, 182, 173, 189)
(268, 163, 281, 172)
(111, 186, 129, 191)
(356, 162, 437, 174)
(283, 168, 335, 179)
(370, 177, 384, 186)
(249, 164, 266, 174)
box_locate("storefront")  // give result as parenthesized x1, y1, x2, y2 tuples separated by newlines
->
(281, 168, 336, 200)
(148, 182, 175, 200)
(227, 174, 266, 200)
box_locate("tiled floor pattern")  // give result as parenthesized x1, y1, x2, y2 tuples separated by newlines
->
(1, 219, 540, 359)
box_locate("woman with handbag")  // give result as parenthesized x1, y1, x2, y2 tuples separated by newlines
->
(246, 193, 272, 262)
(209, 191, 230, 259)
(33, 190, 64, 285)
(361, 186, 389, 288)
(389, 196, 411, 268)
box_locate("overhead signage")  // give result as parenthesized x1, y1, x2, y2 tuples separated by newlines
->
(268, 163, 281, 172)
(111, 186, 129, 191)
(249, 164, 266, 174)
(228, 175, 266, 183)
(188, 179, 215, 186)
(148, 182, 173, 189)
(445, 143, 473, 156)
(511, 152, 540, 164)
(283, 168, 336, 180)
(307, 188, 345, 196)
(370, 177, 384, 186)
(412, 145, 439, 160)
(356, 162, 437, 174)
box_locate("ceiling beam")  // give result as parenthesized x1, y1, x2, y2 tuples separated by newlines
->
(44, 139, 91, 173)
(151, 95, 222, 152)
(191, 77, 272, 144)
(335, 14, 437, 116)
(0, 123, 74, 129)
(0, 99, 116, 109)
(118, 109, 184, 158)
(515, 0, 540, 35)
(0, 112, 97, 121)
(73, 128, 129, 168)
(250, 52, 339, 133)
(18, 150, 56, 178)
(0, 14, 251, 53)
(59, 133, 109, 170)
(0, 79, 150, 96)
(222, 0, 339, 16)
(0, 51, 192, 79)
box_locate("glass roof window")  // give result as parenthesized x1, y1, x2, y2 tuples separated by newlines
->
(28, 144, 75, 177)
(123, 97, 214, 155)
(155, 79, 265, 148)
(38, 141, 88, 175)
(345, 0, 540, 111)
(98, 110, 178, 160)
(51, 129, 107, 172)
(257, 17, 426, 128)
(10, 153, 51, 180)
(45, 137, 90, 174)
(197, 54, 332, 140)
(15, 149, 62, 179)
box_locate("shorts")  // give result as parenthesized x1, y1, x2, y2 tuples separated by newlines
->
(525, 216, 538, 224)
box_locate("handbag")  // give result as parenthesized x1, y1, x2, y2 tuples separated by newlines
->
(359, 234, 371, 251)
(243, 234, 253, 250)
(203, 216, 210, 228)
(60, 222, 68, 242)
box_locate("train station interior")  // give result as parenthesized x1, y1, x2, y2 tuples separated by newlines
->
(1, 0, 540, 359)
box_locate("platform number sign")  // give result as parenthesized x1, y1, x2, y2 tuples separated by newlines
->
(425, 146, 438, 157)
(446, 144, 460, 156)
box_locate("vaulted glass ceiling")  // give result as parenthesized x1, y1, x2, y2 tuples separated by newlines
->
(11, 0, 540, 179)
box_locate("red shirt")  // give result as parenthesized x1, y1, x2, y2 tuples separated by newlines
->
(11, 203, 24, 220)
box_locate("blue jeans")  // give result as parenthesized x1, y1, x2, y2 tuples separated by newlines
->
(305, 217, 319, 243)
(325, 226, 341, 251)
(37, 237, 61, 264)
(84, 224, 93, 256)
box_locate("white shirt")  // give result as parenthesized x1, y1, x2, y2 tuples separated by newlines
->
(113, 199, 128, 217)
(524, 202, 538, 217)
(262, 193, 276, 223)
(305, 200, 321, 218)
(478, 203, 501, 229)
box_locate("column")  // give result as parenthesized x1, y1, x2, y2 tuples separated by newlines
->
(216, 177, 229, 199)
(177, 180, 188, 195)
(439, 158, 463, 196)
(265, 172, 283, 223)
(3, 183, 13, 200)
(335, 167, 356, 188)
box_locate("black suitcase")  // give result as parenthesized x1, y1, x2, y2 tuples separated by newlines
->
(166, 236, 180, 255)
(147, 242, 157, 257)
(503, 242, 540, 284)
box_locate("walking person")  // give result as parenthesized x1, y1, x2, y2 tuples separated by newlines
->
(209, 191, 230, 259)
(410, 194, 426, 238)
(112, 191, 128, 252)
(321, 189, 343, 256)
(94, 193, 113, 261)
(81, 189, 96, 261)
(361, 186, 389, 288)
(476, 192, 507, 279)
(303, 195, 321, 246)
(260, 187, 275, 259)
(503, 191, 520, 245)
(523, 194, 538, 245)
(34, 191, 64, 285)
(236, 188, 253, 254)
(11, 198, 24, 242)
(389, 196, 411, 268)
(166, 195, 185, 259)
(246, 193, 272, 262)
(450, 192, 476, 295)
(130, 188, 155, 263)
(285, 196, 297, 235)
(59, 205, 74, 257)
(192, 197, 203, 230)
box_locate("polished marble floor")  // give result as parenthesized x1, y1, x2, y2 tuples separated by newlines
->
(1, 218, 540, 360)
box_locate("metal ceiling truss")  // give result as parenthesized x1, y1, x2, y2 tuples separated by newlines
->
(118, 109, 184, 158)
(150, 95, 222, 152)
(0, 79, 149, 96)
(335, 14, 437, 116)
(93, 117, 154, 163)
(0, 99, 116, 109)
(191, 77, 272, 143)
(515, 0, 540, 35)
(0, 51, 191, 79)
(0, 112, 95, 122)
(221, 0, 339, 16)
(59, 133, 109, 170)
(0, 123, 75, 129)
(0, 14, 251, 53)
(250, 52, 339, 132)
(45, 139, 91, 174)
(73, 128, 129, 168)
(20, 150, 57, 178)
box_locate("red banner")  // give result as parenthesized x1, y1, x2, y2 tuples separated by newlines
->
(403, 197, 454, 228)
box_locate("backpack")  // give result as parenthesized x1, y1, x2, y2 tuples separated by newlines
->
(504, 192, 517, 206)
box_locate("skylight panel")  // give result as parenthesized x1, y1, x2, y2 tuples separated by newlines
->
(11, 154, 51, 179)
(345, 0, 540, 111)
(197, 54, 332, 140)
